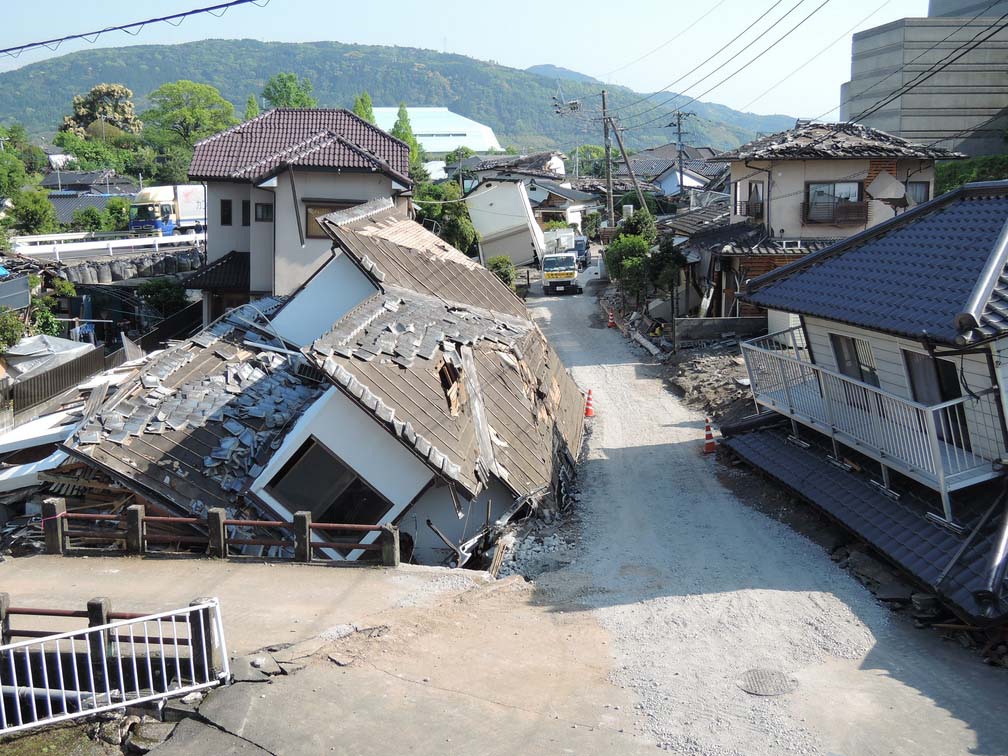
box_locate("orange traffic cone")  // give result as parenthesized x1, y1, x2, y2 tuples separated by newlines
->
(607, 309, 616, 328)
(585, 389, 595, 418)
(703, 417, 716, 454)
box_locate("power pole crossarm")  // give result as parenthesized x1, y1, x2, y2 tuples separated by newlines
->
(609, 118, 647, 214)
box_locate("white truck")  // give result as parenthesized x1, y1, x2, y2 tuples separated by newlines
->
(128, 185, 207, 235)
(541, 250, 581, 295)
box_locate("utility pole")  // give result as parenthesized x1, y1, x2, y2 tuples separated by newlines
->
(602, 90, 614, 224)
(609, 117, 647, 214)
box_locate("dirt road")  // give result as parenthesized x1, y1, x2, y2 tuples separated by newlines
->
(526, 270, 1008, 756)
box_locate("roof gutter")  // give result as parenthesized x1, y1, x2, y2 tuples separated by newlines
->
(954, 214, 1008, 335)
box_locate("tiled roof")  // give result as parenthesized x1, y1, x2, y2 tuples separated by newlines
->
(529, 179, 596, 203)
(741, 182, 1008, 345)
(475, 152, 565, 173)
(41, 170, 114, 189)
(724, 427, 1008, 625)
(48, 194, 124, 225)
(614, 157, 677, 181)
(710, 121, 964, 161)
(183, 251, 249, 292)
(659, 200, 730, 236)
(188, 108, 411, 185)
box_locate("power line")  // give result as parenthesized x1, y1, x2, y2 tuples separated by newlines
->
(604, 1, 729, 79)
(610, 0, 792, 116)
(625, 0, 833, 132)
(0, 0, 270, 58)
(739, 0, 891, 111)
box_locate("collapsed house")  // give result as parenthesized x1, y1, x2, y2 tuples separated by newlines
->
(727, 180, 1008, 625)
(61, 198, 585, 566)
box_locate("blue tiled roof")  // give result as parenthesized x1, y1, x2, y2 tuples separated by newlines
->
(742, 182, 1008, 345)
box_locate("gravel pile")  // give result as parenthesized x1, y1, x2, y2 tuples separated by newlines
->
(499, 531, 576, 578)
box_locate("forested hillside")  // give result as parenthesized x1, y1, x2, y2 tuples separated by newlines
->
(0, 39, 793, 151)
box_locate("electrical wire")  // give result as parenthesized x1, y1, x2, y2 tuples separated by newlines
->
(609, 0, 792, 116)
(806, 0, 1003, 122)
(739, 0, 891, 111)
(0, 0, 270, 58)
(624, 0, 833, 132)
(604, 1, 729, 79)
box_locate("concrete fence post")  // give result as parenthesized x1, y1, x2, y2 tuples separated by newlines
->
(125, 503, 145, 555)
(0, 592, 9, 645)
(42, 497, 67, 555)
(207, 508, 226, 558)
(87, 597, 111, 691)
(294, 511, 311, 563)
(380, 525, 400, 568)
(189, 598, 221, 682)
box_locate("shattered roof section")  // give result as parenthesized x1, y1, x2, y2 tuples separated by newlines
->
(475, 152, 565, 174)
(63, 298, 326, 515)
(310, 285, 583, 497)
(659, 200, 730, 236)
(321, 203, 529, 320)
(710, 121, 964, 161)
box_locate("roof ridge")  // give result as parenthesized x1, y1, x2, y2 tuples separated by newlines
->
(193, 107, 278, 150)
(232, 129, 338, 178)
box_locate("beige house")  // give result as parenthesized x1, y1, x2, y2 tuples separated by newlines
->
(186, 109, 412, 323)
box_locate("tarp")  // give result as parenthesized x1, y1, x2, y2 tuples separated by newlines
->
(4, 335, 95, 381)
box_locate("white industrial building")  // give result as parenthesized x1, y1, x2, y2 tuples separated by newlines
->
(372, 107, 503, 157)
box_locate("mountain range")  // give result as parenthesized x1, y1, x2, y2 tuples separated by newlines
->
(0, 39, 795, 152)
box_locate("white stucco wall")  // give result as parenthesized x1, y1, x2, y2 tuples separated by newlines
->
(205, 183, 251, 264)
(270, 251, 378, 347)
(728, 159, 936, 239)
(250, 387, 435, 560)
(272, 170, 395, 295)
(467, 181, 544, 266)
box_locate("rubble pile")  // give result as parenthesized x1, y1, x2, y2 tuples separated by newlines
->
(499, 530, 577, 578)
(667, 348, 754, 424)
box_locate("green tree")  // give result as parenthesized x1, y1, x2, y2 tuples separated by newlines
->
(10, 189, 58, 234)
(144, 80, 238, 147)
(568, 144, 606, 176)
(104, 196, 130, 231)
(245, 94, 260, 121)
(0, 151, 27, 198)
(582, 211, 601, 240)
(616, 191, 659, 217)
(262, 72, 317, 108)
(52, 131, 127, 173)
(616, 209, 657, 246)
(414, 181, 478, 253)
(138, 277, 189, 317)
(31, 307, 61, 338)
(153, 145, 193, 184)
(605, 234, 650, 304)
(61, 83, 141, 136)
(0, 308, 25, 350)
(70, 206, 105, 232)
(389, 103, 426, 182)
(352, 91, 376, 124)
(444, 146, 476, 165)
(486, 256, 516, 288)
(543, 220, 571, 231)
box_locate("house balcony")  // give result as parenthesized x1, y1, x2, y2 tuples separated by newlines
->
(801, 199, 869, 224)
(734, 200, 763, 220)
(740, 327, 1004, 524)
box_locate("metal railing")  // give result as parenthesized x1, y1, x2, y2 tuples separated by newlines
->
(0, 596, 228, 736)
(13, 233, 205, 262)
(734, 199, 764, 219)
(11, 348, 107, 416)
(801, 199, 869, 224)
(741, 327, 1004, 519)
(41, 501, 401, 567)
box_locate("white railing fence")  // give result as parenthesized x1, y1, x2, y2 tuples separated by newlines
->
(741, 328, 1003, 496)
(12, 233, 206, 262)
(0, 599, 229, 736)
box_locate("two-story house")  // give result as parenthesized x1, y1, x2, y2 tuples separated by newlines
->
(727, 180, 1008, 625)
(186, 108, 412, 323)
(702, 121, 961, 323)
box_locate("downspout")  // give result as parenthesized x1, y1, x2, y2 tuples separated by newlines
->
(744, 160, 772, 236)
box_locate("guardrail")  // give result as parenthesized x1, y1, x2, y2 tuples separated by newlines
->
(41, 500, 401, 567)
(741, 326, 1003, 522)
(13, 233, 205, 262)
(0, 595, 228, 736)
(11, 231, 155, 246)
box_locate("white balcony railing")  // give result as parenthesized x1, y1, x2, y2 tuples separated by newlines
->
(741, 327, 1004, 522)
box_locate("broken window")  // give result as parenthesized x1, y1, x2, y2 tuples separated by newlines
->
(265, 437, 391, 529)
(438, 357, 464, 416)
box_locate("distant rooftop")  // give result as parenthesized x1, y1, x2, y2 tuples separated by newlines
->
(372, 107, 503, 155)
(711, 121, 964, 161)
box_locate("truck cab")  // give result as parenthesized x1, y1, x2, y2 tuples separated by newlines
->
(129, 200, 176, 235)
(541, 251, 580, 295)
(129, 185, 206, 236)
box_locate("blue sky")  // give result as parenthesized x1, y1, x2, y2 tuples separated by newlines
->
(0, 0, 928, 117)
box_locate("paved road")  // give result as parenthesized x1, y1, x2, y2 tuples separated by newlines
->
(525, 268, 1008, 756)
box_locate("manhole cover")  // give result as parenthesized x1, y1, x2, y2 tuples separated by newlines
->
(736, 668, 798, 696)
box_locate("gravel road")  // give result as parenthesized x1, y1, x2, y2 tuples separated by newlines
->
(526, 268, 1008, 756)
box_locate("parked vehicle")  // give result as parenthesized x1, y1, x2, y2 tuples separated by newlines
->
(574, 236, 591, 269)
(541, 251, 581, 295)
(129, 185, 206, 235)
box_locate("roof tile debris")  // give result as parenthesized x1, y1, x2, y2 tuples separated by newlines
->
(741, 182, 1008, 344)
(189, 108, 410, 185)
(711, 121, 964, 162)
(475, 151, 565, 174)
